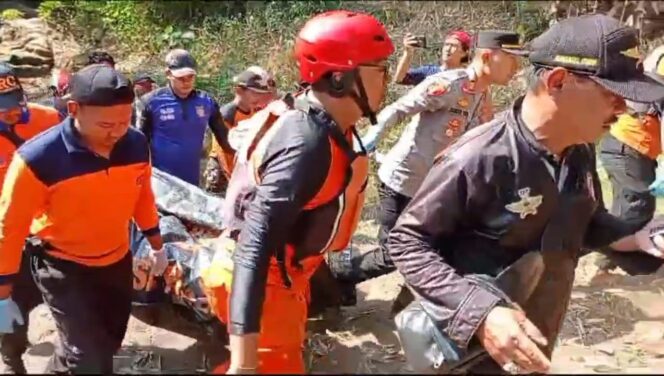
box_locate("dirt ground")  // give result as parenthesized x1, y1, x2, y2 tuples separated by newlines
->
(14, 243, 664, 374)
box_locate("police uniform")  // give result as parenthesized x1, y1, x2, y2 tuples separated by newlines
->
(0, 65, 160, 373)
(389, 16, 664, 373)
(137, 50, 231, 186)
(328, 31, 523, 295)
(137, 86, 230, 186)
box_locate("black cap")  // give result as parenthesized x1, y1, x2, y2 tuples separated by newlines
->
(133, 72, 155, 84)
(0, 63, 25, 110)
(527, 14, 664, 103)
(165, 49, 197, 77)
(475, 30, 528, 56)
(233, 66, 276, 93)
(70, 64, 134, 106)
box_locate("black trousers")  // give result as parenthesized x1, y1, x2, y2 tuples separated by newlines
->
(31, 250, 133, 374)
(329, 182, 412, 283)
(598, 133, 663, 274)
(0, 247, 43, 373)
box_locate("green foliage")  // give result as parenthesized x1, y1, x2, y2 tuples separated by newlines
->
(515, 0, 551, 42)
(39, 0, 554, 210)
(1, 8, 25, 21)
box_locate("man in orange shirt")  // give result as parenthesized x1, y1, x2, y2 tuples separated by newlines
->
(0, 62, 61, 374)
(0, 64, 164, 373)
(596, 49, 664, 276)
(203, 66, 277, 195)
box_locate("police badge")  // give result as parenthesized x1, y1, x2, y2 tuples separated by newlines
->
(196, 105, 206, 118)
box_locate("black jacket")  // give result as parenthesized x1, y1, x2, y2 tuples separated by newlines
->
(388, 97, 640, 356)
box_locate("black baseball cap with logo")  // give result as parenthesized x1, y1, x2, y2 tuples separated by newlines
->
(475, 30, 529, 56)
(0, 63, 26, 110)
(527, 14, 664, 103)
(165, 49, 197, 78)
(70, 64, 134, 106)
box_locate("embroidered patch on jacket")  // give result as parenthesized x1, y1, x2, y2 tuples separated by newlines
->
(505, 187, 543, 219)
(427, 79, 451, 97)
(457, 96, 470, 109)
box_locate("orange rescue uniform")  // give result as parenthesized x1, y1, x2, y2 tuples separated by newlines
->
(204, 95, 368, 374)
(0, 120, 160, 282)
(208, 102, 255, 178)
(0, 103, 61, 185)
(610, 112, 662, 160)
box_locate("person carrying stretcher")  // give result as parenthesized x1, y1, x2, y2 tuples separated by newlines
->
(204, 9, 394, 374)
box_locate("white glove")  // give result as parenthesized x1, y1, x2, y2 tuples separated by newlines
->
(374, 151, 386, 165)
(148, 248, 168, 276)
(635, 216, 664, 258)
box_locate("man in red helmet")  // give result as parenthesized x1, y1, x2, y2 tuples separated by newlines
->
(206, 10, 394, 374)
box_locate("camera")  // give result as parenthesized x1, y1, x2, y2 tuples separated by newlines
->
(412, 35, 427, 49)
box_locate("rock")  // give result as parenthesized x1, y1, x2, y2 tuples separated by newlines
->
(6, 50, 53, 66)
(632, 321, 664, 343)
(8, 64, 51, 77)
(612, 291, 664, 320)
(639, 341, 664, 357)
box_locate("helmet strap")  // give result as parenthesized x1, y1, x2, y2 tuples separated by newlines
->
(313, 70, 377, 125)
(349, 71, 377, 125)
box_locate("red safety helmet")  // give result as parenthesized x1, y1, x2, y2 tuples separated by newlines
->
(294, 10, 394, 84)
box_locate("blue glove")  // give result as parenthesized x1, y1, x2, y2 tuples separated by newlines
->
(0, 298, 24, 334)
(650, 169, 664, 197)
(362, 135, 378, 154)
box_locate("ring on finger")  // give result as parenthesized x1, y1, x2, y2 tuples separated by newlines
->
(503, 361, 520, 375)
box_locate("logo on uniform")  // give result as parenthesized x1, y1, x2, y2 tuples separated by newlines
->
(136, 174, 145, 187)
(457, 97, 470, 109)
(505, 187, 543, 219)
(0, 75, 19, 94)
(159, 107, 175, 122)
(445, 118, 463, 138)
(427, 79, 450, 97)
(196, 105, 206, 118)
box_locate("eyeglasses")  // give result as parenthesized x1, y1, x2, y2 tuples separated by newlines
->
(359, 63, 391, 83)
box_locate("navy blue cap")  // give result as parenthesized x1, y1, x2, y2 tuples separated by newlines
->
(70, 64, 134, 106)
(528, 14, 664, 103)
(0, 63, 25, 110)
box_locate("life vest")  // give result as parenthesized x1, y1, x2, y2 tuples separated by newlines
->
(202, 94, 368, 291)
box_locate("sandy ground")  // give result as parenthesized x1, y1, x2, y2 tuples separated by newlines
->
(11, 247, 664, 374)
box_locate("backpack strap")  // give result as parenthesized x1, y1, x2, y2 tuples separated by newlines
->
(0, 124, 25, 148)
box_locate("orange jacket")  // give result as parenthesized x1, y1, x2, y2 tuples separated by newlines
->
(209, 102, 255, 177)
(610, 112, 661, 160)
(0, 121, 159, 282)
(0, 103, 61, 186)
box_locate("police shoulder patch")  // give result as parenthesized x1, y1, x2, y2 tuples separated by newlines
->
(427, 79, 451, 97)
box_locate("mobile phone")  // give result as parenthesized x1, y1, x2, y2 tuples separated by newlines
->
(413, 35, 427, 49)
